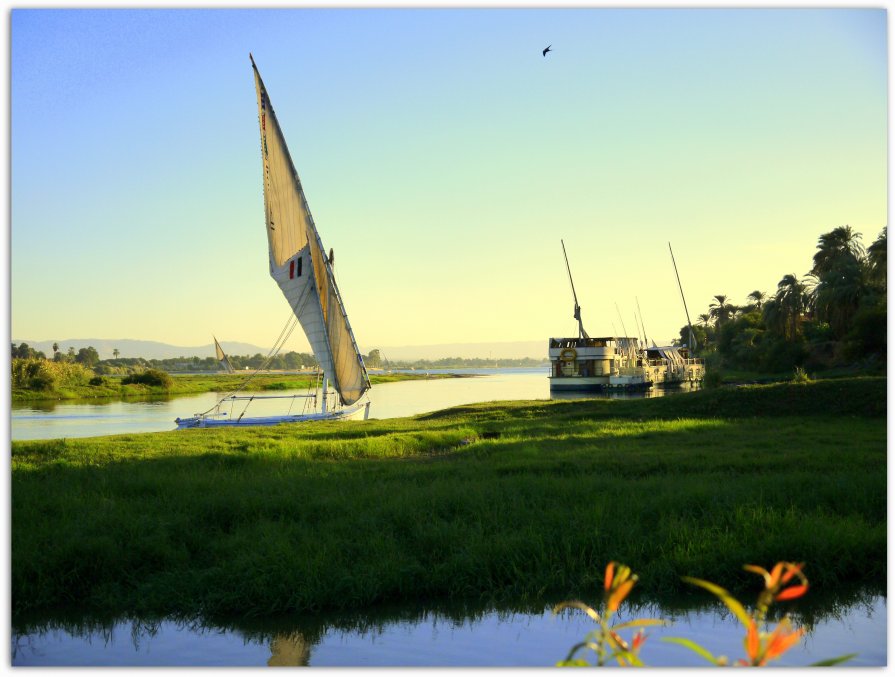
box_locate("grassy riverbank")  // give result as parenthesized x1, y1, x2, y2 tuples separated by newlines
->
(11, 371, 467, 403)
(12, 378, 885, 619)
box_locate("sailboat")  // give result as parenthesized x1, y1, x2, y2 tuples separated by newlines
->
(213, 336, 235, 373)
(175, 55, 372, 429)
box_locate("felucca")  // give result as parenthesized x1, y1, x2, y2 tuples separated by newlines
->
(176, 56, 371, 428)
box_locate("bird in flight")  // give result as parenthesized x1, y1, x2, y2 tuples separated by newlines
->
(542, 45, 552, 57)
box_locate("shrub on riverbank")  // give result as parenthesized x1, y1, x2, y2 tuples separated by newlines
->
(12, 370, 467, 403)
(11, 378, 886, 619)
(121, 368, 173, 389)
(11, 358, 94, 391)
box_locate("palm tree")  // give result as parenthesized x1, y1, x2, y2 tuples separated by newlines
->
(52, 342, 59, 356)
(867, 226, 886, 290)
(113, 348, 120, 360)
(708, 295, 734, 326)
(698, 313, 711, 326)
(766, 274, 809, 341)
(746, 290, 767, 311)
(811, 225, 865, 278)
(813, 256, 868, 338)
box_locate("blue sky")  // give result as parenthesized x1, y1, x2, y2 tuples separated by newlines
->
(11, 8, 887, 354)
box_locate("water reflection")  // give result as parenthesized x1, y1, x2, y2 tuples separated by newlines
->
(267, 633, 311, 666)
(11, 588, 886, 667)
(12, 394, 176, 413)
(549, 382, 702, 401)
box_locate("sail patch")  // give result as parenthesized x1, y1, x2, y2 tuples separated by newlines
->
(289, 257, 303, 279)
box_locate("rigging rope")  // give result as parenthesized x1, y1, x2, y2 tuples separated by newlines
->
(197, 280, 314, 417)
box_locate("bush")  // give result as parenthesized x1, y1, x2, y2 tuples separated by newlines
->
(841, 302, 887, 362)
(703, 370, 723, 389)
(122, 369, 173, 389)
(12, 358, 94, 391)
(88, 376, 106, 386)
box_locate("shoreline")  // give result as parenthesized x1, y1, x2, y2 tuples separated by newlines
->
(11, 371, 477, 404)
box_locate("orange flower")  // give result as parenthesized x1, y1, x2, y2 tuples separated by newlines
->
(768, 562, 784, 588)
(607, 579, 636, 613)
(764, 621, 804, 662)
(780, 562, 804, 585)
(775, 584, 809, 601)
(745, 620, 760, 662)
(743, 617, 804, 666)
(632, 629, 647, 651)
(602, 561, 637, 614)
(745, 561, 808, 604)
(609, 630, 627, 651)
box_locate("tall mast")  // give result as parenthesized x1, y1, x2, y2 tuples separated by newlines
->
(561, 240, 588, 339)
(635, 296, 649, 346)
(614, 302, 629, 339)
(668, 242, 696, 350)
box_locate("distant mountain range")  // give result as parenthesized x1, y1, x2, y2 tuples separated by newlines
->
(12, 339, 270, 361)
(13, 338, 548, 361)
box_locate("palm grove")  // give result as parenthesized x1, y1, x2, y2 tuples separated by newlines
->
(681, 225, 886, 375)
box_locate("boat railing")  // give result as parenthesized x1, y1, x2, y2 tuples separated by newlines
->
(223, 394, 317, 401)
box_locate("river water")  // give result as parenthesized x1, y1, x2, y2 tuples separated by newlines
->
(11, 368, 672, 441)
(11, 593, 886, 666)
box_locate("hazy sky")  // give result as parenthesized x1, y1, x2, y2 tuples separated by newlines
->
(11, 8, 887, 354)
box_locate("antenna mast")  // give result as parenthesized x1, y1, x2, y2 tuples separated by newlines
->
(668, 242, 696, 350)
(635, 296, 649, 346)
(614, 302, 629, 338)
(561, 240, 588, 339)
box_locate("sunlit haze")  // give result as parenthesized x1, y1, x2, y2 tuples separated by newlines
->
(11, 8, 887, 356)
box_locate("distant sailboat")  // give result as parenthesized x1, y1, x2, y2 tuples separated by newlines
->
(176, 55, 371, 428)
(213, 336, 234, 373)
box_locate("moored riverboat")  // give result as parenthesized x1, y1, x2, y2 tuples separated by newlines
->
(548, 241, 704, 394)
(547, 337, 704, 392)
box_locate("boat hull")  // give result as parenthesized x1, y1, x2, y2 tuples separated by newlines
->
(175, 400, 370, 429)
(549, 376, 651, 392)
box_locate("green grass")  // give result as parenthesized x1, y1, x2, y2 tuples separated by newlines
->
(11, 371, 467, 402)
(11, 378, 886, 619)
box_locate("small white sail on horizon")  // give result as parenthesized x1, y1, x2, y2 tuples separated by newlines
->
(213, 336, 235, 373)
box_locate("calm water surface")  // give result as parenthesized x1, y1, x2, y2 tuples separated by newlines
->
(11, 369, 673, 441)
(12, 595, 885, 666)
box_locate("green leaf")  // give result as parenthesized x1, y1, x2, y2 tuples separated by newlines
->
(553, 600, 601, 623)
(556, 659, 590, 667)
(808, 653, 858, 667)
(682, 576, 752, 628)
(561, 640, 601, 664)
(662, 637, 722, 665)
(613, 649, 645, 667)
(610, 618, 669, 631)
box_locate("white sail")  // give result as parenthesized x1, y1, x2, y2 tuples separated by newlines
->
(213, 335, 234, 373)
(251, 56, 370, 406)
